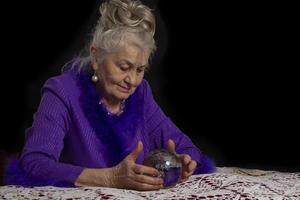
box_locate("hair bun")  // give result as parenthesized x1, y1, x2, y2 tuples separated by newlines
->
(99, 0, 155, 35)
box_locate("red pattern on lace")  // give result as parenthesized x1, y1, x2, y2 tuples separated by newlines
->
(1, 167, 299, 199)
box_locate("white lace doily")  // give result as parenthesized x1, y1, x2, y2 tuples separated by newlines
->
(1, 167, 299, 200)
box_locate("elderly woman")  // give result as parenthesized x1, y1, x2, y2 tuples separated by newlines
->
(5, 0, 215, 190)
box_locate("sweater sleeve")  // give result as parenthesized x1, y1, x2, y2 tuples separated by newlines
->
(18, 77, 84, 186)
(143, 80, 216, 174)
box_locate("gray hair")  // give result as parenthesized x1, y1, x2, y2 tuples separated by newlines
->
(78, 0, 156, 70)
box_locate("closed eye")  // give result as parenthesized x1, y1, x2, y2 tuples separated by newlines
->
(137, 67, 145, 73)
(118, 63, 130, 71)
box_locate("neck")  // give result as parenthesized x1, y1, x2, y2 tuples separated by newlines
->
(96, 82, 125, 115)
(95, 83, 120, 112)
(100, 97, 122, 113)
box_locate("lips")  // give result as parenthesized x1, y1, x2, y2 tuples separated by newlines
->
(118, 85, 131, 93)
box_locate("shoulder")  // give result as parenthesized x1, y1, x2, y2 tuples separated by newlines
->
(43, 58, 85, 94)
(42, 70, 80, 102)
(44, 71, 76, 90)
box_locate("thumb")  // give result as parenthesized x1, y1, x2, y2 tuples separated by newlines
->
(167, 139, 176, 154)
(128, 141, 143, 161)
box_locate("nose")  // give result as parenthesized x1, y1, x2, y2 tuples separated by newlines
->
(124, 71, 138, 86)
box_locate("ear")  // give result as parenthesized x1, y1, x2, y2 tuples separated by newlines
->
(90, 46, 97, 55)
(90, 46, 98, 71)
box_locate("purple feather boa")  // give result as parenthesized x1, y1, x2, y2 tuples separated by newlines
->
(77, 64, 144, 166)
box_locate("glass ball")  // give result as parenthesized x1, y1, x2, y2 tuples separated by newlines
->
(143, 149, 182, 188)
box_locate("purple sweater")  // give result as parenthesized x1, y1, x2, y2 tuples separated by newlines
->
(5, 63, 215, 187)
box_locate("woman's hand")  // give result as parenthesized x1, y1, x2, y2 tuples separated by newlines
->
(167, 139, 198, 182)
(110, 141, 164, 190)
(75, 141, 163, 190)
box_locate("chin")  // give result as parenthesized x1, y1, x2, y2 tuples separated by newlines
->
(115, 93, 131, 100)
(115, 88, 134, 99)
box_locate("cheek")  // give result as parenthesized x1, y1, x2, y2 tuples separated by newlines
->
(99, 63, 121, 83)
(105, 73, 125, 85)
(136, 75, 144, 84)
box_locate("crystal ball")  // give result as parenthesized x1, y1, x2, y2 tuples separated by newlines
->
(143, 149, 182, 188)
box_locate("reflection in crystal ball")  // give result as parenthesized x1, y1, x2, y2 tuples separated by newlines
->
(143, 149, 182, 188)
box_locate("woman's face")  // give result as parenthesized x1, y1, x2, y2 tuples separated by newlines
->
(92, 43, 149, 102)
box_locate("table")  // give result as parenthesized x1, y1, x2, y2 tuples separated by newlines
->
(0, 167, 299, 199)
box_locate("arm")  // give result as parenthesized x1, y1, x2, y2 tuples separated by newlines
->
(74, 168, 113, 187)
(143, 80, 216, 174)
(18, 78, 84, 186)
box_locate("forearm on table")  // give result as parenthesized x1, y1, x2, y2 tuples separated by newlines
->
(74, 167, 114, 187)
(21, 153, 84, 184)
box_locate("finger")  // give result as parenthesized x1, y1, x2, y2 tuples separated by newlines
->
(180, 160, 196, 180)
(183, 154, 192, 165)
(132, 173, 164, 186)
(130, 181, 163, 191)
(133, 164, 160, 177)
(127, 141, 143, 161)
(180, 177, 188, 183)
(187, 160, 197, 172)
(181, 170, 193, 180)
(181, 154, 192, 165)
(167, 139, 176, 154)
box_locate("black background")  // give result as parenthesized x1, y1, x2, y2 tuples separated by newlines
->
(1, 1, 299, 171)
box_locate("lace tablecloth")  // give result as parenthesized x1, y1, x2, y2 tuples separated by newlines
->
(0, 167, 299, 200)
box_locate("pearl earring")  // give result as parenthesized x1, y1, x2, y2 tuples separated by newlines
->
(91, 72, 98, 83)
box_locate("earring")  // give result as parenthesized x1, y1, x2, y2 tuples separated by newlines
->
(91, 72, 98, 83)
